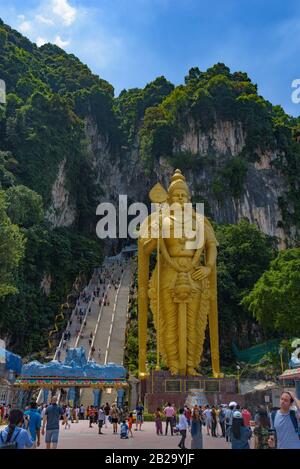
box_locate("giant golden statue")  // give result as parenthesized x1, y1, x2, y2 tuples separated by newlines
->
(138, 169, 223, 378)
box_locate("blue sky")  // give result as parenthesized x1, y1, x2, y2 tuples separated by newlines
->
(0, 0, 300, 116)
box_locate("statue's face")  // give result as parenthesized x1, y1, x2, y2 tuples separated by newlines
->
(169, 189, 189, 206)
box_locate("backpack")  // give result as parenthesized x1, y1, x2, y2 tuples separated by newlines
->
(0, 428, 21, 450)
(271, 410, 300, 444)
(225, 410, 233, 424)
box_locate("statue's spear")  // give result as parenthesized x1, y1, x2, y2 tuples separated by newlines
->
(149, 183, 168, 372)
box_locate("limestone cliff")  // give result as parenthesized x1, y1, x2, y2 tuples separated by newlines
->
(59, 116, 293, 248)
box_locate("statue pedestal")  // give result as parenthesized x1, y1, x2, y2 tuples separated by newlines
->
(143, 370, 241, 412)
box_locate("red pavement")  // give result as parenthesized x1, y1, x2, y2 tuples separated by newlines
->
(38, 421, 232, 449)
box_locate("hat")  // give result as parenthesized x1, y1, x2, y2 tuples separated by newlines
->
(233, 411, 242, 418)
(229, 401, 237, 407)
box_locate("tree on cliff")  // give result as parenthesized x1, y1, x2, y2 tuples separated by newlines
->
(242, 248, 300, 337)
(0, 191, 25, 298)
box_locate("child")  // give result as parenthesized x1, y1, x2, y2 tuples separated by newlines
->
(128, 413, 134, 438)
(120, 420, 129, 439)
(155, 408, 163, 435)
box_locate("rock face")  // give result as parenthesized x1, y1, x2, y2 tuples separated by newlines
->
(45, 159, 77, 228)
(46, 117, 295, 247)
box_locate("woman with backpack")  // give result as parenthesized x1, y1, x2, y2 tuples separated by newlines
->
(0, 409, 33, 449)
(230, 411, 252, 449)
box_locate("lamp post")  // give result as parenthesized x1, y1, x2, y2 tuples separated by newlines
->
(279, 346, 284, 374)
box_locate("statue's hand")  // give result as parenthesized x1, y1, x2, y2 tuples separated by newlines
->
(192, 266, 211, 281)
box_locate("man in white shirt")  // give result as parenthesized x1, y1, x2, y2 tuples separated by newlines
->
(177, 408, 188, 449)
(269, 392, 300, 449)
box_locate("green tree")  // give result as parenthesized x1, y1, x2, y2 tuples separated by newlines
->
(215, 220, 276, 360)
(242, 248, 300, 336)
(5, 185, 44, 227)
(0, 191, 25, 297)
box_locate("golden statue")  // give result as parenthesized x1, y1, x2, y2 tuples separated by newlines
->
(138, 169, 223, 378)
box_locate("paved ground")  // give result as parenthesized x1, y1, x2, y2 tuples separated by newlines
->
(37, 420, 231, 449)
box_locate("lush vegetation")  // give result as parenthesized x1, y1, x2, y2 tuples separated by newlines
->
(242, 248, 300, 336)
(0, 20, 106, 355)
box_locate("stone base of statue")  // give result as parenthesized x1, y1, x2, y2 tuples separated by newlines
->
(142, 370, 240, 412)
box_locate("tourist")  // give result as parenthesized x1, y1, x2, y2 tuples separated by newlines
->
(71, 407, 76, 423)
(203, 405, 212, 436)
(191, 407, 205, 449)
(120, 420, 129, 439)
(79, 404, 85, 420)
(128, 413, 134, 438)
(24, 401, 41, 448)
(242, 407, 252, 428)
(98, 348, 101, 359)
(89, 406, 95, 428)
(171, 403, 177, 431)
(110, 404, 120, 434)
(135, 402, 144, 431)
(218, 405, 226, 437)
(41, 396, 66, 449)
(164, 402, 175, 436)
(104, 402, 110, 428)
(253, 408, 271, 449)
(211, 405, 217, 437)
(64, 405, 71, 429)
(230, 411, 252, 449)
(269, 391, 300, 449)
(94, 407, 99, 424)
(0, 409, 33, 449)
(155, 408, 163, 436)
(57, 349, 61, 362)
(225, 404, 235, 442)
(98, 407, 105, 434)
(184, 406, 192, 427)
(75, 406, 79, 423)
(177, 408, 188, 449)
(41, 404, 48, 419)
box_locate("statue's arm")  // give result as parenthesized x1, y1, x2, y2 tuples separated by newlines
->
(205, 242, 217, 269)
(142, 237, 157, 256)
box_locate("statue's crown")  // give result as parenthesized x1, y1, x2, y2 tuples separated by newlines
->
(168, 169, 190, 196)
(170, 169, 186, 184)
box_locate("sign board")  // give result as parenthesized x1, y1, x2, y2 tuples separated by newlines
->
(165, 380, 181, 392)
(264, 395, 270, 403)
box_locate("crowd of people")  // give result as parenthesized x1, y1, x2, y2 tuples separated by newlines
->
(0, 391, 299, 449)
(54, 259, 126, 362)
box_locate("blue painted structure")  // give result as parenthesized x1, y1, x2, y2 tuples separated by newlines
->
(20, 347, 126, 381)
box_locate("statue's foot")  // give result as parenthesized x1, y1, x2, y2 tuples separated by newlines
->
(169, 366, 179, 375)
(187, 367, 201, 376)
(213, 372, 224, 378)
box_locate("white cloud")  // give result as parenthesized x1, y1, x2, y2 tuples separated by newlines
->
(19, 21, 32, 33)
(18, 14, 25, 21)
(52, 0, 77, 26)
(54, 35, 70, 48)
(35, 14, 54, 26)
(36, 36, 48, 47)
